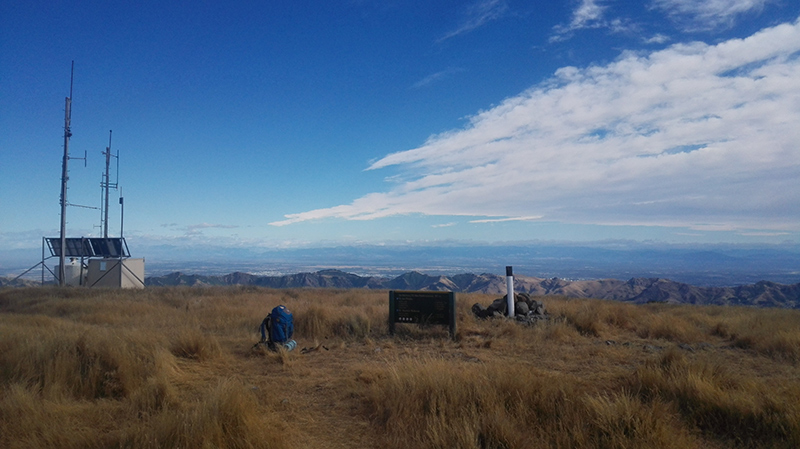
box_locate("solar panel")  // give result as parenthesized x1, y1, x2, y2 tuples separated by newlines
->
(88, 238, 126, 257)
(46, 238, 130, 258)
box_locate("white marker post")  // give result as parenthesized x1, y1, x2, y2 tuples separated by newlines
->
(506, 266, 515, 317)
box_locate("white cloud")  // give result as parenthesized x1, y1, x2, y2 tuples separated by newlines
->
(551, 0, 623, 42)
(652, 0, 771, 31)
(438, 0, 508, 42)
(272, 18, 800, 233)
(570, 0, 606, 29)
(644, 33, 670, 44)
(550, 0, 639, 42)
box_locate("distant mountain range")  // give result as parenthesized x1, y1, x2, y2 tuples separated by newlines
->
(0, 277, 39, 288)
(143, 269, 800, 308)
(5, 242, 799, 288)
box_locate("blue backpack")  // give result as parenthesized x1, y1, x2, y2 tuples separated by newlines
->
(270, 305, 294, 343)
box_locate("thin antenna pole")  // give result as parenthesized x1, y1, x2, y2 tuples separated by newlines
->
(59, 61, 74, 286)
(119, 195, 124, 287)
(119, 196, 124, 240)
(103, 130, 112, 238)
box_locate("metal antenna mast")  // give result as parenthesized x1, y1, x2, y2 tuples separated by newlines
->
(100, 130, 119, 238)
(58, 61, 74, 286)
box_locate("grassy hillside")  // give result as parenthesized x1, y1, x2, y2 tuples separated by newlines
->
(1, 286, 799, 448)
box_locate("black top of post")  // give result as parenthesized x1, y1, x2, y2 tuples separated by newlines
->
(506, 266, 513, 276)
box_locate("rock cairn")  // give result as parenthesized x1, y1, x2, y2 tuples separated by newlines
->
(472, 292, 547, 324)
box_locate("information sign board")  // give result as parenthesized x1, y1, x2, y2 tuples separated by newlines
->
(389, 290, 456, 339)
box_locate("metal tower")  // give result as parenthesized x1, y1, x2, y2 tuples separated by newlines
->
(58, 62, 74, 286)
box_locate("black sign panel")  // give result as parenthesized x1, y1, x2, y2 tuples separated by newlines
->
(389, 290, 456, 339)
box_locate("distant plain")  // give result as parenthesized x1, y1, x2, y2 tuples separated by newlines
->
(4, 243, 800, 287)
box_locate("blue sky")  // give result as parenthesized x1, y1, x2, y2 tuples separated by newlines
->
(2, 0, 799, 261)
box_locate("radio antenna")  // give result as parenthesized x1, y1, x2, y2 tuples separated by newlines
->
(58, 61, 74, 286)
(100, 130, 119, 238)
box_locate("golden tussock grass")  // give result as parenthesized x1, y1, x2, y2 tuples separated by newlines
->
(710, 309, 800, 362)
(1, 286, 799, 448)
(117, 378, 294, 449)
(367, 356, 697, 449)
(629, 348, 800, 448)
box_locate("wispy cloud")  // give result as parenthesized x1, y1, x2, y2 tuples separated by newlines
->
(272, 18, 800, 234)
(437, 0, 508, 43)
(738, 231, 791, 237)
(0, 229, 52, 250)
(432, 222, 457, 228)
(411, 67, 464, 89)
(652, 0, 771, 32)
(469, 216, 543, 223)
(185, 223, 238, 236)
(550, 0, 614, 42)
(550, 0, 639, 42)
(644, 33, 670, 44)
(569, 0, 607, 29)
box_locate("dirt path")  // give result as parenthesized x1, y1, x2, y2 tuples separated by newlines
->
(225, 340, 383, 448)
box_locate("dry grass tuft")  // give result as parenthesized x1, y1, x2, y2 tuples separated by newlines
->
(118, 379, 294, 449)
(170, 327, 222, 361)
(0, 319, 160, 401)
(0, 383, 118, 449)
(583, 392, 691, 449)
(549, 299, 608, 337)
(630, 348, 800, 447)
(367, 357, 696, 449)
(719, 311, 800, 362)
